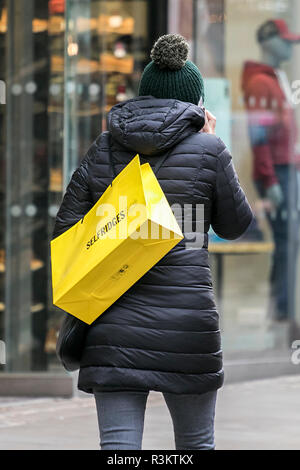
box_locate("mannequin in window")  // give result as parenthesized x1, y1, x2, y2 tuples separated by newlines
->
(242, 19, 300, 342)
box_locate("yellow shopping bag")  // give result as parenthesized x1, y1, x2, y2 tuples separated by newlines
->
(51, 155, 183, 325)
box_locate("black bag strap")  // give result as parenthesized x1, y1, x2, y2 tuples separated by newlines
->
(108, 133, 118, 179)
(152, 147, 173, 175)
(107, 132, 172, 179)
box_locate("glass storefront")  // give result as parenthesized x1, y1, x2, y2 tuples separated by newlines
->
(169, 0, 300, 363)
(0, 0, 299, 389)
(64, 0, 153, 181)
(0, 0, 167, 379)
(0, 0, 65, 372)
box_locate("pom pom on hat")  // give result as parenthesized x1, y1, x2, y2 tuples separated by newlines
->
(150, 34, 189, 70)
(138, 34, 205, 105)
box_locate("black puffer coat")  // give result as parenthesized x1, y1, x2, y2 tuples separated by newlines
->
(53, 96, 253, 395)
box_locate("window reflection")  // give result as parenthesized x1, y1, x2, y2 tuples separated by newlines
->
(186, 0, 300, 355)
(0, 0, 300, 378)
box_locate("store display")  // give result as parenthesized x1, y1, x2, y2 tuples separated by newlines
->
(50, 168, 63, 193)
(48, 15, 65, 35)
(44, 326, 58, 354)
(76, 16, 98, 34)
(49, 0, 65, 15)
(62, 1, 149, 163)
(114, 40, 127, 58)
(98, 13, 134, 35)
(46, 4, 67, 365)
(0, 0, 153, 375)
(99, 52, 134, 74)
(32, 18, 48, 33)
(2, 2, 67, 370)
(0, 250, 44, 273)
(0, 6, 6, 32)
(116, 84, 128, 102)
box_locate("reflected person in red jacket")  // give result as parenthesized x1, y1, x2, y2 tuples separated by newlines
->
(242, 19, 300, 341)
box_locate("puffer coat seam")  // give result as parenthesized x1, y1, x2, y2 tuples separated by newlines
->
(157, 99, 179, 132)
(89, 322, 220, 334)
(84, 344, 222, 354)
(107, 301, 217, 311)
(80, 364, 224, 376)
(191, 141, 207, 197)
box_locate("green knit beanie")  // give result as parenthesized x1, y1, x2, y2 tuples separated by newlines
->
(138, 34, 205, 105)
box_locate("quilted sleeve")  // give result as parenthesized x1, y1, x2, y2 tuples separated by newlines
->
(211, 138, 254, 240)
(52, 146, 95, 239)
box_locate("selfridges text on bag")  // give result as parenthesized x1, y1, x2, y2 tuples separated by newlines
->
(51, 150, 183, 327)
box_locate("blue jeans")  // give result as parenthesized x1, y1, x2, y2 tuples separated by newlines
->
(255, 165, 300, 320)
(93, 389, 217, 450)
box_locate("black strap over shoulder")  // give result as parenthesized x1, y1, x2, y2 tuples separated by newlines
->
(152, 147, 173, 175)
(107, 132, 172, 179)
(107, 132, 118, 179)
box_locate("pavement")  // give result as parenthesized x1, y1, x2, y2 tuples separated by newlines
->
(0, 375, 300, 450)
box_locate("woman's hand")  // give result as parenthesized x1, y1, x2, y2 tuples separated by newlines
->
(201, 109, 216, 135)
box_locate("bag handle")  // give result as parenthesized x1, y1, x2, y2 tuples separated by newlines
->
(108, 132, 172, 179)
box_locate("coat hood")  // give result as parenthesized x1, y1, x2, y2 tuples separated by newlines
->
(241, 61, 277, 92)
(107, 96, 205, 156)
